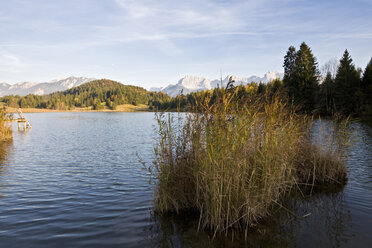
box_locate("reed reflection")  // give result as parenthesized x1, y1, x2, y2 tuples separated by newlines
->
(0, 141, 12, 168)
(147, 185, 351, 248)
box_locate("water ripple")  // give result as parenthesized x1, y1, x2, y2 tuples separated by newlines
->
(0, 113, 371, 247)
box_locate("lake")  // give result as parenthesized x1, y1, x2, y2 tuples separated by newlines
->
(0, 112, 371, 247)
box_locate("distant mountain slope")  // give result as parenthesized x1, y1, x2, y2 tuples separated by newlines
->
(151, 72, 283, 97)
(0, 76, 96, 97)
(60, 79, 153, 107)
(0, 79, 170, 110)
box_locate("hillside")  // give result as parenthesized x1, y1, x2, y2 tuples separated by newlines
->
(0, 79, 170, 110)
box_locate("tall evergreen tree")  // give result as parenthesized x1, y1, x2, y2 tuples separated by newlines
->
(283, 42, 319, 112)
(360, 58, 372, 117)
(295, 42, 320, 111)
(319, 72, 335, 114)
(283, 46, 297, 99)
(362, 58, 372, 94)
(334, 50, 361, 114)
(362, 57, 372, 80)
(283, 46, 297, 78)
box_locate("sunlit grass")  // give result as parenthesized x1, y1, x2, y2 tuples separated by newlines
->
(150, 89, 348, 235)
(0, 107, 12, 142)
(5, 104, 149, 113)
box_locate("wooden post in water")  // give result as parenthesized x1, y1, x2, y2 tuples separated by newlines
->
(16, 108, 32, 131)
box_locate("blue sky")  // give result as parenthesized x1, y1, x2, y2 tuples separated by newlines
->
(0, 0, 371, 89)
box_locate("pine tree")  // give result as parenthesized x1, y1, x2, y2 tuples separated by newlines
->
(334, 50, 361, 114)
(257, 82, 266, 94)
(362, 58, 372, 95)
(295, 42, 320, 111)
(319, 72, 335, 114)
(283, 46, 297, 99)
(360, 58, 372, 117)
(283, 42, 319, 112)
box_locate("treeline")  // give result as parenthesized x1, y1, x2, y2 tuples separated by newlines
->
(0, 79, 170, 110)
(151, 79, 284, 111)
(283, 43, 372, 117)
(153, 42, 372, 119)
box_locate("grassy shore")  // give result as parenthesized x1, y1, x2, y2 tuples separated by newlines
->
(150, 91, 349, 236)
(0, 107, 13, 141)
(5, 104, 149, 113)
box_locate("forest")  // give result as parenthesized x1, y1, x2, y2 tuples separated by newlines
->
(0, 79, 170, 110)
(152, 43, 372, 120)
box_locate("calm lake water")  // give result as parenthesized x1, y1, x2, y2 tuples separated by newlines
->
(0, 112, 371, 247)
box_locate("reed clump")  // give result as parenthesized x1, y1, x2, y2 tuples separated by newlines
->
(151, 90, 348, 235)
(0, 107, 13, 142)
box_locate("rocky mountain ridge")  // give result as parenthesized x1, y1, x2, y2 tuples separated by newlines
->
(0, 76, 96, 97)
(151, 71, 283, 97)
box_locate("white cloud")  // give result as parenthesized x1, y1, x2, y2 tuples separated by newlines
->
(112, 0, 249, 38)
(0, 49, 21, 73)
(0, 0, 371, 85)
(114, 0, 156, 18)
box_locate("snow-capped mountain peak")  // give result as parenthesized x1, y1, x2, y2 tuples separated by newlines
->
(0, 76, 96, 97)
(262, 71, 283, 82)
(9, 81, 39, 89)
(179, 75, 211, 90)
(155, 71, 283, 97)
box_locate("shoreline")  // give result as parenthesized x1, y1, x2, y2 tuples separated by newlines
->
(6, 104, 151, 113)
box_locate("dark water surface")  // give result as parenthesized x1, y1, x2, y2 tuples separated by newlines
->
(0, 113, 371, 247)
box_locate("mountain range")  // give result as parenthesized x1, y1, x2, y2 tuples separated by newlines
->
(0, 72, 283, 98)
(0, 76, 96, 97)
(150, 71, 283, 97)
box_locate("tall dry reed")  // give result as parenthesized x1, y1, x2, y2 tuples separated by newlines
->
(0, 107, 13, 142)
(151, 90, 348, 235)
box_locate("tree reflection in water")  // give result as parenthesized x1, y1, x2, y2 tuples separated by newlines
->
(146, 185, 351, 248)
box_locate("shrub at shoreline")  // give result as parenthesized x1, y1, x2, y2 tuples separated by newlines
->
(150, 90, 349, 235)
(0, 107, 12, 142)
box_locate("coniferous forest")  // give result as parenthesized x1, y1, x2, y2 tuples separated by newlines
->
(0, 79, 170, 110)
(152, 42, 372, 120)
